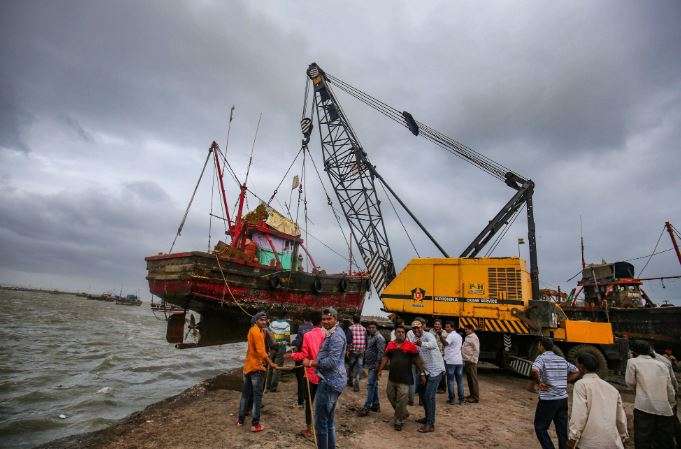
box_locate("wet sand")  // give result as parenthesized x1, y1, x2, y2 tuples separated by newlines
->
(36, 367, 637, 449)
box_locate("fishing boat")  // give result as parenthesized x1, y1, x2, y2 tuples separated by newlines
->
(116, 294, 142, 306)
(146, 141, 370, 348)
(560, 261, 681, 348)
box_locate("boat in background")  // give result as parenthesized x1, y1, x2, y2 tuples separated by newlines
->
(561, 260, 681, 351)
(116, 294, 142, 306)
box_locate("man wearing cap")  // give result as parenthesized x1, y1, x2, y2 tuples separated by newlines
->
(305, 307, 347, 449)
(462, 323, 481, 403)
(237, 311, 279, 433)
(411, 319, 445, 433)
(529, 337, 580, 449)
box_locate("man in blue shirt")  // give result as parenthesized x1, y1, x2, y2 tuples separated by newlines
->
(529, 337, 581, 449)
(307, 307, 347, 449)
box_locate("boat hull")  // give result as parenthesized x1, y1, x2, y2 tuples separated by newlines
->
(145, 251, 370, 346)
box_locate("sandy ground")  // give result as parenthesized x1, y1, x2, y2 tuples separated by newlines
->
(37, 367, 637, 449)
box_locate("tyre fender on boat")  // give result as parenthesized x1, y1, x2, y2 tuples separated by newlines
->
(312, 277, 323, 294)
(338, 277, 348, 292)
(269, 274, 281, 289)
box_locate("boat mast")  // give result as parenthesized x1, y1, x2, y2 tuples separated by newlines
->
(230, 114, 262, 249)
(665, 221, 681, 267)
(211, 142, 232, 228)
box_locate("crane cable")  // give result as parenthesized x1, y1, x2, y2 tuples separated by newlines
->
(379, 181, 420, 257)
(326, 73, 512, 181)
(306, 145, 362, 270)
(484, 204, 525, 257)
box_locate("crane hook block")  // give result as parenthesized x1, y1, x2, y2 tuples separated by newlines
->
(402, 111, 419, 136)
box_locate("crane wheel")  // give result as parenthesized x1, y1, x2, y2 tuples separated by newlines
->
(567, 345, 608, 375)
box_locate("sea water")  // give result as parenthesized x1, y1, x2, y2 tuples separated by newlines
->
(0, 290, 245, 449)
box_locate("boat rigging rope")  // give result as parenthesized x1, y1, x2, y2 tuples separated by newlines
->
(169, 148, 213, 253)
(244, 113, 262, 187)
(266, 146, 304, 206)
(639, 225, 666, 276)
(379, 182, 420, 257)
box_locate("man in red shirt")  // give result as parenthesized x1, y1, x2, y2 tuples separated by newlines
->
(378, 325, 425, 431)
(289, 311, 325, 438)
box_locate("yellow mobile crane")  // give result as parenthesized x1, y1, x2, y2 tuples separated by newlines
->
(302, 63, 615, 374)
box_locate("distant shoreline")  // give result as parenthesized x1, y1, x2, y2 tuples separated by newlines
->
(0, 285, 83, 296)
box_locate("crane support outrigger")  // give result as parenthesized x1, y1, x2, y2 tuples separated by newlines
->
(304, 63, 616, 376)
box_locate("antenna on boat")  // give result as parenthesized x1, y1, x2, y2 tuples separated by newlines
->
(580, 215, 586, 269)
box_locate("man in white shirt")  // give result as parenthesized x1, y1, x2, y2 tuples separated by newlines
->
(411, 320, 445, 433)
(462, 323, 481, 403)
(442, 321, 464, 405)
(567, 352, 628, 449)
(625, 339, 676, 449)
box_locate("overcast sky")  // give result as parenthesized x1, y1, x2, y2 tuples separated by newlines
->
(2, 1, 680, 314)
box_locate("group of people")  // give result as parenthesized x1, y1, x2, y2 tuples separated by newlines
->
(236, 309, 680, 449)
(529, 337, 679, 449)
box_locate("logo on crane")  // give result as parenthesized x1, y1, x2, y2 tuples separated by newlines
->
(411, 288, 426, 302)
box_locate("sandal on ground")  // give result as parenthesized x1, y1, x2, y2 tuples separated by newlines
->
(418, 425, 434, 433)
(251, 423, 265, 433)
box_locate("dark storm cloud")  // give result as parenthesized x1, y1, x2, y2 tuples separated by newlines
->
(1, 0, 680, 304)
(0, 82, 32, 153)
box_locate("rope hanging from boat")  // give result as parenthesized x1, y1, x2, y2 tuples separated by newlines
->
(169, 147, 213, 253)
(214, 253, 253, 318)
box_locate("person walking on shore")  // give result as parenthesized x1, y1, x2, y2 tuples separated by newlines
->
(443, 321, 464, 405)
(567, 352, 628, 449)
(237, 311, 279, 433)
(306, 307, 347, 449)
(358, 321, 385, 416)
(462, 324, 480, 403)
(377, 324, 425, 431)
(347, 315, 366, 392)
(625, 339, 676, 449)
(289, 311, 325, 439)
(529, 337, 580, 449)
(411, 319, 445, 433)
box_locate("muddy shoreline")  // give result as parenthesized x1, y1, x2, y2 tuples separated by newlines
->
(34, 367, 638, 449)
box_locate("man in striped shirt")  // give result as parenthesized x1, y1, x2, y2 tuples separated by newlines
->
(530, 337, 581, 449)
(347, 315, 366, 392)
